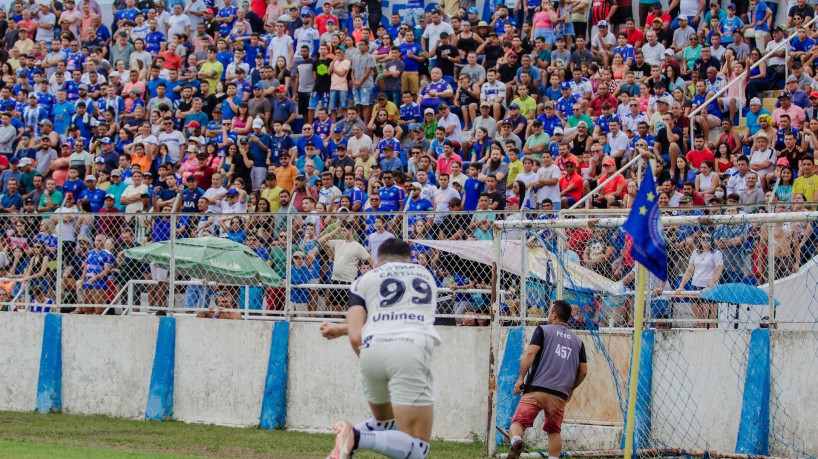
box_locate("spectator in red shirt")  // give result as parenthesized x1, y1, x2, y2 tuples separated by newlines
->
(592, 156, 627, 208)
(623, 17, 644, 48)
(192, 154, 216, 190)
(686, 134, 715, 169)
(559, 158, 585, 208)
(589, 84, 618, 116)
(314, 1, 339, 35)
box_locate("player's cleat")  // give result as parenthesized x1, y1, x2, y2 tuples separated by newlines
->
(327, 420, 356, 459)
(507, 439, 526, 459)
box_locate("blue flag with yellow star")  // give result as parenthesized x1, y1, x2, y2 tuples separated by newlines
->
(623, 164, 668, 282)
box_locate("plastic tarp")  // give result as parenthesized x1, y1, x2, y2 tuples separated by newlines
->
(409, 240, 618, 293)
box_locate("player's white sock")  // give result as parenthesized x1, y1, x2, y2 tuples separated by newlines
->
(511, 435, 522, 445)
(357, 429, 430, 458)
(549, 456, 559, 459)
(354, 417, 395, 432)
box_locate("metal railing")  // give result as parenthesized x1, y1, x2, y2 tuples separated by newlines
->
(687, 16, 818, 149)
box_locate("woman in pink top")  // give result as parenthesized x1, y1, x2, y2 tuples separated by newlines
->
(531, 3, 557, 49)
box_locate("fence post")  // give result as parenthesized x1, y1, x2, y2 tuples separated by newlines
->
(555, 210, 565, 301)
(402, 211, 410, 241)
(168, 213, 176, 315)
(284, 212, 293, 320)
(487, 230, 502, 457)
(766, 221, 776, 326)
(55, 213, 64, 312)
(519, 228, 527, 323)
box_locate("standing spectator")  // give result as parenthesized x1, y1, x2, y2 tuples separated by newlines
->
(317, 221, 373, 311)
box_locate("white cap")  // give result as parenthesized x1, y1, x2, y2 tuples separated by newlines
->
(252, 118, 265, 129)
(553, 127, 564, 135)
(750, 97, 762, 105)
(19, 158, 33, 166)
(109, 71, 121, 78)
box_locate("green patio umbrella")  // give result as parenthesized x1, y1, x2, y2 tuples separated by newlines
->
(125, 237, 282, 286)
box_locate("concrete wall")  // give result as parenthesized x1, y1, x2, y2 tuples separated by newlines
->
(173, 318, 272, 427)
(61, 315, 158, 419)
(286, 322, 491, 441)
(0, 314, 44, 412)
(0, 315, 816, 456)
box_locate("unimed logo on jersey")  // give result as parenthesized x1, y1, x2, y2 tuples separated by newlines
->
(372, 311, 426, 323)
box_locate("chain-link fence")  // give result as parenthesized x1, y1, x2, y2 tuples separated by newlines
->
(0, 209, 548, 323)
(492, 209, 818, 458)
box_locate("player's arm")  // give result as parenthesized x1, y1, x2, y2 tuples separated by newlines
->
(320, 320, 348, 339)
(513, 342, 542, 394)
(347, 305, 366, 356)
(569, 344, 589, 401)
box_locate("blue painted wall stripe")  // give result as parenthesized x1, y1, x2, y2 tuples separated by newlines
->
(260, 321, 290, 430)
(495, 326, 524, 446)
(146, 317, 176, 421)
(36, 313, 62, 413)
(621, 329, 655, 452)
(736, 328, 770, 455)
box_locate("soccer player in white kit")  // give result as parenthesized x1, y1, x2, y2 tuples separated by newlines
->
(327, 238, 440, 459)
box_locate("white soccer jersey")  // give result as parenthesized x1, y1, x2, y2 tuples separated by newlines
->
(349, 262, 441, 344)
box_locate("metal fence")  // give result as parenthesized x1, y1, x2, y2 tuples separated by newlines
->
(1, 203, 814, 328)
(489, 209, 818, 458)
(0, 209, 549, 322)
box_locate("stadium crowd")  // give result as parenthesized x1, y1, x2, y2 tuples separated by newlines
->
(0, 0, 817, 322)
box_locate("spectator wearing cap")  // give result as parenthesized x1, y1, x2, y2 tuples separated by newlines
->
(777, 75, 811, 110)
(33, 136, 58, 176)
(0, 157, 22, 193)
(298, 139, 327, 173)
(496, 118, 523, 152)
(289, 172, 318, 212)
(106, 169, 129, 211)
(590, 21, 615, 67)
(271, 85, 297, 125)
(805, 92, 818, 122)
(17, 159, 36, 196)
(80, 175, 107, 212)
(293, 8, 320, 57)
(523, 120, 550, 160)
(717, 3, 744, 45)
(22, 93, 47, 134)
(744, 98, 771, 138)
(505, 103, 528, 139)
(472, 102, 498, 143)
(275, 152, 300, 192)
(555, 83, 579, 124)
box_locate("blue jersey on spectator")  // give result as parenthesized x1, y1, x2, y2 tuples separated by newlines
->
(378, 185, 406, 211)
(83, 249, 116, 289)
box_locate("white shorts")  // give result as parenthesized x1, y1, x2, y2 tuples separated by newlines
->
(359, 333, 435, 407)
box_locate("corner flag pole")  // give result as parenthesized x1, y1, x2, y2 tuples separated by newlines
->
(623, 264, 647, 459)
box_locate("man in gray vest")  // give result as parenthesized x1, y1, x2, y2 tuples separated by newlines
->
(508, 300, 588, 459)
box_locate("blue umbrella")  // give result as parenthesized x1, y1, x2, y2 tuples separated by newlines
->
(700, 283, 779, 306)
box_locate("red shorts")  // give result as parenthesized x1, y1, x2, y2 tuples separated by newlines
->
(511, 392, 566, 434)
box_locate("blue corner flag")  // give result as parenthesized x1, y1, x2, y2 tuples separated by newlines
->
(622, 164, 668, 282)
